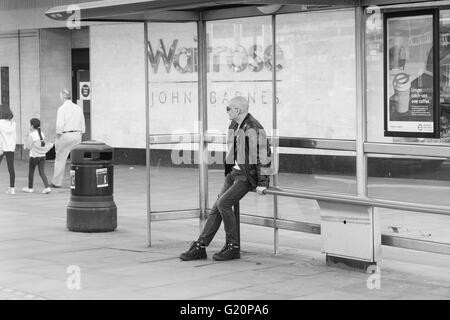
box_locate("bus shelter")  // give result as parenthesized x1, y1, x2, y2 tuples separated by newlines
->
(46, 0, 450, 269)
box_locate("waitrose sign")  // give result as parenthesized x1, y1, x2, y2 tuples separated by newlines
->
(147, 38, 283, 75)
(146, 26, 281, 134)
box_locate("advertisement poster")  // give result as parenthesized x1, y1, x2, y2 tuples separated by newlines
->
(384, 11, 439, 137)
(70, 170, 75, 189)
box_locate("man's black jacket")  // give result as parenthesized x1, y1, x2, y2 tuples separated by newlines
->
(224, 113, 272, 189)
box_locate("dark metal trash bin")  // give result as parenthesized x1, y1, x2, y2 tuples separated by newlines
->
(67, 141, 117, 232)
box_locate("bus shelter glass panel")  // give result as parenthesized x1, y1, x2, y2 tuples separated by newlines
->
(277, 197, 321, 224)
(368, 155, 450, 244)
(147, 22, 199, 212)
(368, 155, 450, 206)
(276, 9, 357, 140)
(378, 208, 450, 244)
(377, 208, 450, 244)
(275, 8, 357, 205)
(206, 16, 274, 219)
(277, 150, 356, 223)
(366, 9, 450, 145)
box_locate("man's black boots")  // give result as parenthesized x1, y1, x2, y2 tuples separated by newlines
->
(180, 241, 207, 261)
(213, 243, 240, 261)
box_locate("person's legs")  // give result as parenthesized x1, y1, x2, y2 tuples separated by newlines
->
(37, 157, 49, 188)
(52, 133, 81, 186)
(28, 157, 38, 189)
(51, 135, 67, 186)
(5, 152, 15, 188)
(2, 152, 15, 194)
(197, 173, 235, 246)
(215, 173, 251, 246)
(180, 172, 236, 261)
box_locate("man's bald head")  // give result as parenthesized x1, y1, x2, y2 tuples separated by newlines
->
(230, 96, 249, 114)
(60, 89, 71, 102)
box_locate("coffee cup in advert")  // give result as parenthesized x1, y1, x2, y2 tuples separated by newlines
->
(392, 72, 411, 113)
(393, 72, 411, 92)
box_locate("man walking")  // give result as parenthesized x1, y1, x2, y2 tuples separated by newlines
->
(180, 96, 272, 261)
(50, 89, 85, 188)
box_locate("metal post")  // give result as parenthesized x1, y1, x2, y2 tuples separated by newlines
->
(197, 15, 209, 234)
(355, 6, 367, 198)
(18, 30, 23, 146)
(144, 22, 152, 247)
(356, 5, 379, 263)
(272, 14, 279, 255)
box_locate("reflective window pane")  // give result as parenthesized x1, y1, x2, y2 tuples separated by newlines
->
(278, 150, 356, 193)
(206, 16, 273, 135)
(276, 9, 356, 139)
(206, 17, 274, 219)
(277, 149, 356, 221)
(368, 155, 450, 206)
(380, 209, 450, 244)
(147, 22, 199, 212)
(148, 22, 199, 135)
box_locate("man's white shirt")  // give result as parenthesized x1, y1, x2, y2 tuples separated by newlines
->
(56, 100, 85, 134)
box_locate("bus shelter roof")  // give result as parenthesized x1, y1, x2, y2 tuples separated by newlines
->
(45, 0, 363, 22)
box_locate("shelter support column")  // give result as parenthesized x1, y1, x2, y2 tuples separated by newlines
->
(271, 14, 279, 255)
(198, 16, 208, 232)
(144, 22, 152, 246)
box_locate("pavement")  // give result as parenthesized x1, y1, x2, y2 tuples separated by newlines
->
(0, 159, 449, 300)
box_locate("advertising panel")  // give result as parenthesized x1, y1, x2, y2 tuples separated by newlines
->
(384, 11, 440, 138)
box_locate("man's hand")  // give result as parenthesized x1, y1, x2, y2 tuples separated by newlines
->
(256, 186, 267, 195)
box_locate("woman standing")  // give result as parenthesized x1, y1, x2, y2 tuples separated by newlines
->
(0, 104, 17, 194)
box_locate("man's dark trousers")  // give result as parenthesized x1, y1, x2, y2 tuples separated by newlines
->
(198, 168, 251, 246)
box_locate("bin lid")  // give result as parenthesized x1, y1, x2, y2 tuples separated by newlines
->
(72, 140, 111, 150)
(71, 140, 113, 164)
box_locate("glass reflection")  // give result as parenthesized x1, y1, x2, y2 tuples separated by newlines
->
(276, 9, 357, 139)
(368, 155, 450, 206)
(206, 17, 274, 219)
(206, 16, 273, 135)
(147, 22, 200, 212)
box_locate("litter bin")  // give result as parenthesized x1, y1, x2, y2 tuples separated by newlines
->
(67, 141, 117, 232)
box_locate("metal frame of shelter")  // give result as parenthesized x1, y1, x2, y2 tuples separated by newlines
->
(46, 0, 450, 256)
